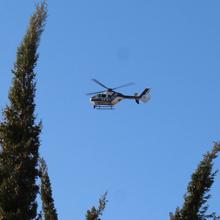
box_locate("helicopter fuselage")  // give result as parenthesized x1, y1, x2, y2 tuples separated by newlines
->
(90, 92, 124, 107)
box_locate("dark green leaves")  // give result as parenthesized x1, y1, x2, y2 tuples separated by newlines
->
(170, 143, 220, 220)
(0, 2, 47, 219)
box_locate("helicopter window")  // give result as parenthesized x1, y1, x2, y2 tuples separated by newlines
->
(101, 94, 106, 98)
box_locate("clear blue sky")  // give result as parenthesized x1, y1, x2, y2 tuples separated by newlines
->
(0, 0, 220, 219)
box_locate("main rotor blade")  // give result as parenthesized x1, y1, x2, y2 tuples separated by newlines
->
(112, 82, 134, 90)
(86, 90, 106, 96)
(92, 79, 109, 89)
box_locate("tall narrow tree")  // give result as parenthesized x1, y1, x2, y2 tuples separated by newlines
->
(0, 2, 47, 219)
(39, 158, 58, 220)
(86, 193, 108, 220)
(170, 143, 220, 220)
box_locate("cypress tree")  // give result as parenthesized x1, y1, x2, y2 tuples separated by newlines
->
(0, 2, 47, 219)
(86, 193, 108, 220)
(170, 143, 220, 220)
(39, 158, 58, 220)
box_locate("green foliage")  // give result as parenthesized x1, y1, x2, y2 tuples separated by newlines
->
(86, 192, 108, 220)
(170, 143, 220, 220)
(39, 158, 58, 220)
(0, 2, 47, 219)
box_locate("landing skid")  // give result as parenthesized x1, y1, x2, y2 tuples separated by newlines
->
(94, 105, 115, 110)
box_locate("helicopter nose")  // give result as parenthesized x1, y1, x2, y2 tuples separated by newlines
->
(90, 97, 95, 104)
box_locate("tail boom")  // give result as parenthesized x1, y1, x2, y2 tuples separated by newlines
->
(121, 88, 151, 104)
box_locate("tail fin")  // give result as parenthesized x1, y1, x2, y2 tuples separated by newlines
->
(139, 88, 150, 98)
(135, 99, 139, 104)
(138, 88, 150, 103)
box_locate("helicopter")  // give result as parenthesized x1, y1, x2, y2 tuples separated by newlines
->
(86, 79, 150, 109)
